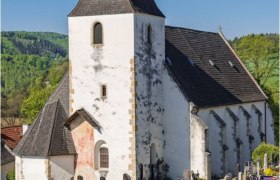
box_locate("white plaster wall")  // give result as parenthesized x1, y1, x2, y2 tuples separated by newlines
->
(69, 14, 135, 179)
(198, 101, 275, 178)
(250, 105, 262, 148)
(1, 161, 14, 180)
(204, 112, 224, 178)
(50, 155, 74, 180)
(134, 14, 165, 178)
(223, 110, 236, 174)
(266, 105, 275, 144)
(236, 107, 250, 171)
(15, 156, 21, 180)
(190, 113, 208, 179)
(162, 68, 190, 179)
(19, 156, 48, 180)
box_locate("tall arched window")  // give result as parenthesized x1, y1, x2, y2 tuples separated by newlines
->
(147, 25, 152, 45)
(94, 22, 103, 44)
(100, 147, 109, 168)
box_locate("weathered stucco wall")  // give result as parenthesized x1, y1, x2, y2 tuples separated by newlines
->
(190, 112, 209, 179)
(198, 101, 275, 178)
(162, 68, 190, 179)
(70, 116, 95, 179)
(1, 161, 14, 180)
(16, 156, 48, 180)
(69, 14, 135, 179)
(50, 155, 75, 180)
(134, 14, 165, 179)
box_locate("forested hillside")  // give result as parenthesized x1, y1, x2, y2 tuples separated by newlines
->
(231, 33, 279, 144)
(1, 32, 69, 124)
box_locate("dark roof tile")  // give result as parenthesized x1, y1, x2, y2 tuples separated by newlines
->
(69, 0, 165, 17)
(65, 109, 101, 131)
(1, 143, 15, 165)
(165, 26, 266, 108)
(14, 100, 76, 156)
(13, 73, 76, 156)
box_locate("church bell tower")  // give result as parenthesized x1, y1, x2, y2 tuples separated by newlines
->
(68, 0, 165, 179)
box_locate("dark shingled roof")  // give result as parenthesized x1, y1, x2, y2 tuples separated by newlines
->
(1, 143, 15, 165)
(69, 0, 165, 17)
(13, 100, 76, 156)
(65, 109, 101, 131)
(165, 26, 266, 108)
(48, 73, 70, 116)
(13, 74, 76, 156)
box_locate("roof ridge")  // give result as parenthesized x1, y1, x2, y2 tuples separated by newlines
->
(218, 32, 268, 99)
(47, 72, 68, 103)
(126, 0, 136, 13)
(68, 0, 83, 17)
(47, 100, 61, 156)
(166, 25, 218, 35)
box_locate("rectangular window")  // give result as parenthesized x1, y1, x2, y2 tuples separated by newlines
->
(100, 148, 109, 168)
(101, 84, 107, 99)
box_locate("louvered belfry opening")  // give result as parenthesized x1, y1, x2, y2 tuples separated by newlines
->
(100, 147, 109, 168)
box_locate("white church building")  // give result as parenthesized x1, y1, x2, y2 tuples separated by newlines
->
(14, 0, 275, 179)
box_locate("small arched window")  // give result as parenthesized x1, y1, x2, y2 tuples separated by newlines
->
(94, 22, 103, 44)
(77, 175, 83, 180)
(100, 147, 109, 168)
(147, 25, 152, 45)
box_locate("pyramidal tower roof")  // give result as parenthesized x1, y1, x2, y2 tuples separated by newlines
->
(69, 0, 165, 17)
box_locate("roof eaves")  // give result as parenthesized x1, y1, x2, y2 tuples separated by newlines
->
(199, 99, 267, 110)
(13, 110, 40, 155)
(65, 109, 101, 131)
(68, 0, 83, 17)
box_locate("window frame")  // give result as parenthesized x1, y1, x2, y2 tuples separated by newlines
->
(100, 84, 107, 100)
(99, 147, 109, 168)
(147, 25, 152, 45)
(92, 22, 103, 46)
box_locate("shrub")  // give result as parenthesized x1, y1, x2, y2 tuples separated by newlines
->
(252, 143, 279, 166)
(6, 168, 15, 180)
(264, 168, 278, 176)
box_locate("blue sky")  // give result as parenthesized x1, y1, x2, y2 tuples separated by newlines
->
(2, 0, 279, 39)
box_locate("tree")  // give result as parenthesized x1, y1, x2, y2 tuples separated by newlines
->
(252, 143, 279, 166)
(231, 34, 279, 145)
(20, 85, 55, 124)
(20, 61, 68, 124)
(231, 34, 279, 86)
(1, 31, 68, 119)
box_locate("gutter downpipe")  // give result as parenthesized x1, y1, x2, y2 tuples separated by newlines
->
(264, 101, 267, 143)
